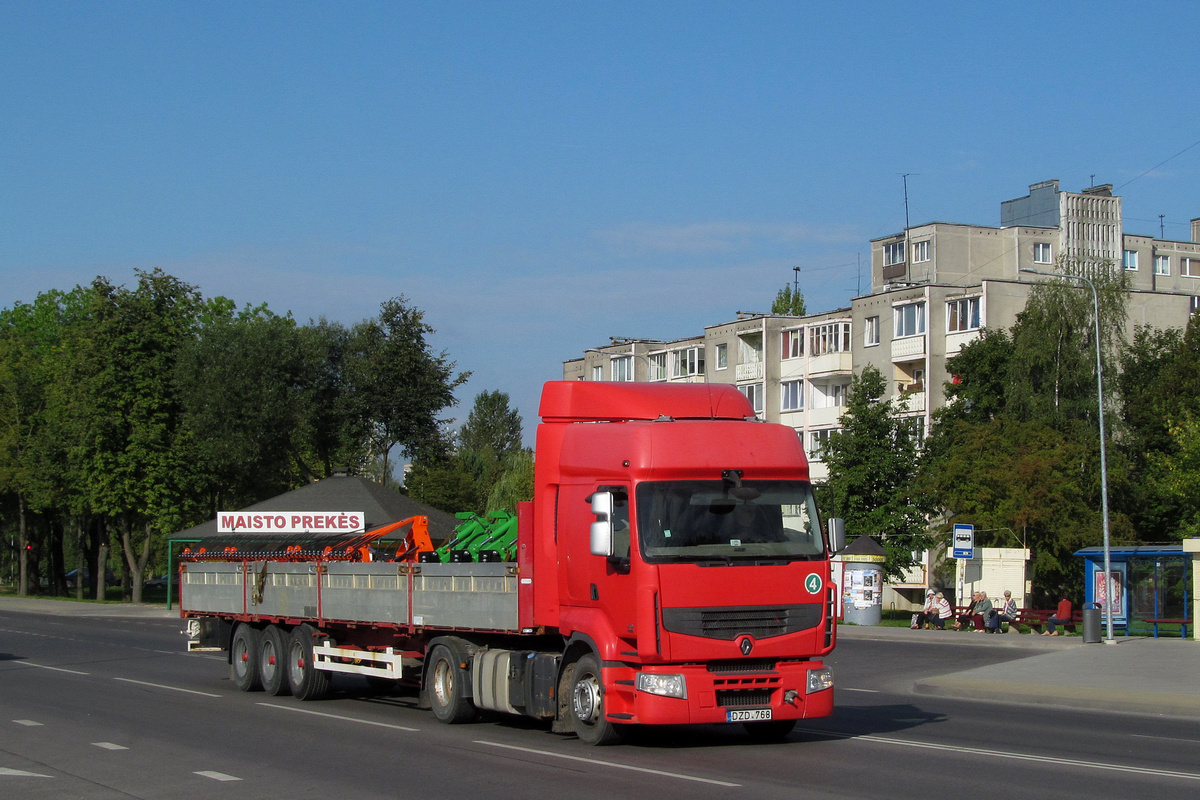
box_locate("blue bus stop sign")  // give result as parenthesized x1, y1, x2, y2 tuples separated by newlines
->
(953, 523, 975, 559)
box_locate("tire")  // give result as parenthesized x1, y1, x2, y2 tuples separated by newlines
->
(259, 625, 290, 696)
(426, 644, 476, 724)
(568, 654, 625, 745)
(230, 624, 262, 692)
(743, 719, 797, 742)
(286, 624, 332, 701)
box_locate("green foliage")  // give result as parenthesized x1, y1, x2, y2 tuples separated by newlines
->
(823, 364, 935, 580)
(771, 284, 806, 316)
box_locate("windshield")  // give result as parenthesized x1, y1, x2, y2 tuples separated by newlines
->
(636, 480, 825, 563)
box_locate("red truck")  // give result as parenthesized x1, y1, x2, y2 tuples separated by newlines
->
(180, 380, 843, 744)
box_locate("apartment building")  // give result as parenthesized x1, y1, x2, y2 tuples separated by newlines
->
(565, 180, 1200, 487)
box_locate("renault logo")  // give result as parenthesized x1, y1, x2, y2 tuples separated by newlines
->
(739, 636, 754, 656)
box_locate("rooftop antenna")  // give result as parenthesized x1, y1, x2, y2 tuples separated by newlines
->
(1160, 215, 1166, 238)
(901, 174, 912, 230)
(792, 266, 800, 296)
(1090, 173, 1096, 188)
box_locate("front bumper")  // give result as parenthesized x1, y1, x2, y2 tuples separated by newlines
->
(603, 660, 834, 726)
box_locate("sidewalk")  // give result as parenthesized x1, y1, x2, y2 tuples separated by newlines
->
(0, 595, 177, 619)
(839, 623, 1200, 719)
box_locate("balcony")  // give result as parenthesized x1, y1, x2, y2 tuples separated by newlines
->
(945, 329, 981, 357)
(807, 352, 853, 377)
(896, 389, 926, 413)
(891, 335, 926, 361)
(736, 361, 764, 382)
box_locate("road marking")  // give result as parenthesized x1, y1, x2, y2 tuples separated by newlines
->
(841, 688, 879, 693)
(256, 703, 420, 731)
(0, 767, 52, 777)
(113, 677, 221, 697)
(798, 728, 1200, 782)
(24, 662, 89, 675)
(92, 742, 129, 750)
(1132, 733, 1200, 745)
(195, 771, 242, 782)
(14, 720, 44, 726)
(476, 740, 741, 787)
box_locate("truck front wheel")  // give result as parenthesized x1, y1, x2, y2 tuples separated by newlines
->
(426, 644, 476, 724)
(230, 624, 262, 692)
(569, 654, 625, 745)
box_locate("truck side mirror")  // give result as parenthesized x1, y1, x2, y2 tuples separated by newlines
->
(827, 518, 846, 554)
(590, 491, 614, 557)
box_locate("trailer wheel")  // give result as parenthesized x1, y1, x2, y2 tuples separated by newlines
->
(569, 653, 625, 745)
(287, 624, 331, 701)
(259, 625, 290, 696)
(743, 720, 796, 742)
(230, 624, 262, 692)
(426, 644, 475, 724)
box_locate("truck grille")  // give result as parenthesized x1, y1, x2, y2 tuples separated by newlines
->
(717, 689, 776, 708)
(661, 604, 821, 640)
(708, 660, 777, 674)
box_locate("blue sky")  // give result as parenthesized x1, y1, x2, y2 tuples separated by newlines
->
(3, 2, 1199, 445)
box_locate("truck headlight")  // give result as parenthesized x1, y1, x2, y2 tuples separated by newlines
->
(637, 672, 687, 698)
(807, 666, 833, 693)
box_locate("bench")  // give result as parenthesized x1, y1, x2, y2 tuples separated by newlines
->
(1144, 618, 1190, 638)
(1008, 609, 1083, 634)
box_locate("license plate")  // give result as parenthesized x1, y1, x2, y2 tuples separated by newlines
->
(727, 708, 772, 722)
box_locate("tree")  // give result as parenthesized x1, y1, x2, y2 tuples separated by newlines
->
(343, 298, 469, 482)
(823, 364, 935, 580)
(772, 284, 806, 316)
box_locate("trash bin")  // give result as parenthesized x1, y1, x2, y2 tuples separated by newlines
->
(1082, 603, 1102, 643)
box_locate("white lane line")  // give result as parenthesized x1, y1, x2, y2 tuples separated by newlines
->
(476, 740, 741, 787)
(113, 678, 221, 697)
(256, 703, 420, 732)
(13, 720, 44, 727)
(92, 742, 129, 750)
(195, 771, 242, 782)
(841, 688, 879, 693)
(23, 662, 89, 675)
(0, 767, 52, 777)
(797, 728, 1200, 782)
(1132, 733, 1200, 745)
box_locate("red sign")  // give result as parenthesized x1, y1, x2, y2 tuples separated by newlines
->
(216, 511, 365, 534)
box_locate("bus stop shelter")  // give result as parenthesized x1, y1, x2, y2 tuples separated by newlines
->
(1075, 544, 1192, 638)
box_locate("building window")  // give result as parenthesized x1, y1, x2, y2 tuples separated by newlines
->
(1183, 258, 1200, 278)
(894, 302, 926, 338)
(782, 329, 804, 359)
(612, 356, 633, 382)
(813, 382, 847, 409)
(947, 296, 981, 333)
(671, 347, 704, 378)
(1191, 297, 1200, 315)
(912, 240, 930, 263)
(648, 352, 667, 382)
(884, 241, 906, 266)
(740, 382, 764, 413)
(809, 428, 837, 461)
(591, 365, 603, 381)
(781, 379, 804, 411)
(864, 316, 880, 347)
(809, 322, 851, 356)
(1123, 250, 1139, 271)
(1155, 255, 1171, 276)
(715, 343, 728, 370)
(1034, 242, 1053, 264)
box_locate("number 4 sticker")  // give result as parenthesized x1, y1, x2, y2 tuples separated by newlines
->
(804, 573, 823, 594)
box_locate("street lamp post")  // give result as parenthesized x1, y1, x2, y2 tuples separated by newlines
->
(1021, 267, 1115, 642)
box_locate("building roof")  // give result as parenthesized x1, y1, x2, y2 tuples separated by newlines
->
(170, 474, 461, 543)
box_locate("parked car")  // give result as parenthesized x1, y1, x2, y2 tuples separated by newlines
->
(65, 568, 119, 589)
(143, 574, 172, 589)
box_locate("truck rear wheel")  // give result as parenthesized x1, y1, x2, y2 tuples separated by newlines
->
(287, 624, 332, 701)
(230, 624, 262, 692)
(569, 654, 625, 745)
(426, 644, 476, 724)
(259, 625, 290, 696)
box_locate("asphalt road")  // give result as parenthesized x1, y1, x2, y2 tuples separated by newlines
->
(2, 610, 1198, 799)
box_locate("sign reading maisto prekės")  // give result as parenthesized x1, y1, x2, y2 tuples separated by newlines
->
(216, 511, 366, 534)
